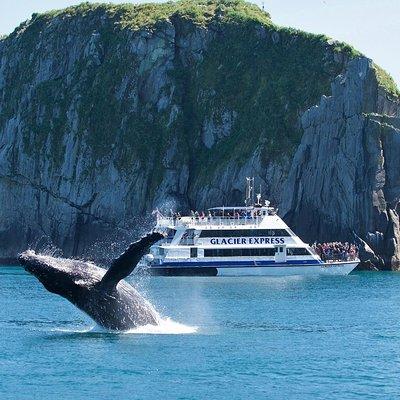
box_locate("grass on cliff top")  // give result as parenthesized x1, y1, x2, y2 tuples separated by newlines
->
(373, 63, 400, 98)
(27, 0, 272, 31)
(14, 0, 400, 99)
(23, 0, 373, 70)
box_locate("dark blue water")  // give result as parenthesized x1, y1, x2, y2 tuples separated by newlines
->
(1, 267, 399, 399)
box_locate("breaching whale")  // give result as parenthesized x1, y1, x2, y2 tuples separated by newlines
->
(18, 232, 165, 331)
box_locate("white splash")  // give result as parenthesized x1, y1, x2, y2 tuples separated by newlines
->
(125, 317, 198, 335)
(51, 326, 94, 333)
(51, 318, 197, 335)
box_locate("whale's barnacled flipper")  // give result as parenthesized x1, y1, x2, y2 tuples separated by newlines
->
(99, 232, 165, 289)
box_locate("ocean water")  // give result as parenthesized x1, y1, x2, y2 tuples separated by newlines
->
(0, 267, 399, 400)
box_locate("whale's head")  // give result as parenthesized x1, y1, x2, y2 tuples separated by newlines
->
(18, 250, 103, 300)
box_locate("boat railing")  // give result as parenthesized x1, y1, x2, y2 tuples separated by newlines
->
(156, 215, 265, 228)
(324, 255, 359, 263)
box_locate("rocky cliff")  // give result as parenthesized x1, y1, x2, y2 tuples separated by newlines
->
(0, 0, 399, 268)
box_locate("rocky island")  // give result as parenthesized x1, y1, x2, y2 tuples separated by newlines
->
(0, 0, 399, 269)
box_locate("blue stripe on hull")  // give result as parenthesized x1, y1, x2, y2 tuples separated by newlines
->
(155, 259, 321, 268)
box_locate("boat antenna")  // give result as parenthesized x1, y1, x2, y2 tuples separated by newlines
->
(252, 178, 255, 205)
(245, 177, 254, 206)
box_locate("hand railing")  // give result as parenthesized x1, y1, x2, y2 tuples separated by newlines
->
(157, 216, 264, 227)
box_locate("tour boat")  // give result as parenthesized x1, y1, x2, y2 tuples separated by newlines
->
(142, 180, 359, 276)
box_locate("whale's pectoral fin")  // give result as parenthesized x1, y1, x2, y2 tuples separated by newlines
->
(100, 231, 165, 288)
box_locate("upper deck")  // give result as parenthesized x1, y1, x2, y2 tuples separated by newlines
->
(155, 205, 286, 230)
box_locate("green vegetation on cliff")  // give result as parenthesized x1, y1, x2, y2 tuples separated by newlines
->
(189, 24, 345, 177)
(373, 63, 400, 98)
(13, 0, 398, 106)
(27, 0, 271, 31)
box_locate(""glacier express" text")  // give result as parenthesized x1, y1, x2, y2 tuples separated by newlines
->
(209, 237, 285, 245)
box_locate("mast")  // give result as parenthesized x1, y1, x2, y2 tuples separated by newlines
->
(245, 177, 254, 206)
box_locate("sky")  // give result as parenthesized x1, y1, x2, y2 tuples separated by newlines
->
(1, 0, 399, 86)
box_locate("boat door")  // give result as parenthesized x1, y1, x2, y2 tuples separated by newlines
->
(274, 245, 286, 263)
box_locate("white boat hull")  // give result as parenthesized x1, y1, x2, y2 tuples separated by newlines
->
(148, 261, 359, 277)
(216, 261, 358, 276)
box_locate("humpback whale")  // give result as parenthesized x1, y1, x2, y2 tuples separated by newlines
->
(18, 232, 165, 331)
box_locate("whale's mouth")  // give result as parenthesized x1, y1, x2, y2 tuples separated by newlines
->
(19, 251, 72, 274)
(18, 251, 78, 296)
(18, 250, 35, 265)
(19, 251, 43, 274)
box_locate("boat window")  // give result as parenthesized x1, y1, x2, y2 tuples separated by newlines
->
(199, 229, 290, 238)
(204, 248, 275, 257)
(166, 228, 176, 239)
(190, 247, 198, 258)
(286, 248, 310, 256)
(180, 229, 195, 245)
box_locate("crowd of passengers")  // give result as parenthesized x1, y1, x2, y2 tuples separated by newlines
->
(171, 209, 268, 221)
(312, 242, 359, 261)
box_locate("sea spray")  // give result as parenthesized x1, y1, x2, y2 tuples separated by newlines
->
(125, 318, 198, 335)
(51, 318, 197, 335)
